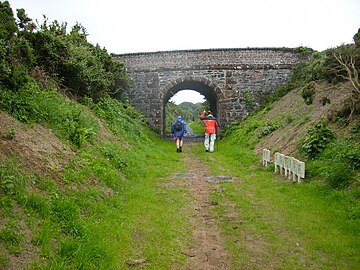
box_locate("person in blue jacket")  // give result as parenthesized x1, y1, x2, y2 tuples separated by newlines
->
(171, 115, 187, 152)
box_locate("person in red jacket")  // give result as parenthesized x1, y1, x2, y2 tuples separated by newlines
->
(200, 110, 219, 152)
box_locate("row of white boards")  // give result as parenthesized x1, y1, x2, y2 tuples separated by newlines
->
(262, 149, 305, 183)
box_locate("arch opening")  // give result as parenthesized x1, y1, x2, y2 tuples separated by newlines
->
(163, 80, 218, 137)
(169, 90, 206, 105)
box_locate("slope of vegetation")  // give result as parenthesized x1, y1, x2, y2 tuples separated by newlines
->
(0, 2, 191, 269)
(0, 103, 193, 270)
(202, 36, 360, 269)
(200, 136, 360, 268)
(224, 39, 360, 192)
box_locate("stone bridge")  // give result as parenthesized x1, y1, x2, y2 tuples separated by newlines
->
(113, 48, 305, 135)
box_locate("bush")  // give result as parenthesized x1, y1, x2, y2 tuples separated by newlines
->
(243, 90, 255, 113)
(325, 139, 360, 170)
(319, 45, 360, 84)
(0, 159, 26, 196)
(309, 139, 359, 189)
(0, 39, 11, 81)
(0, 7, 129, 102)
(322, 161, 356, 189)
(302, 121, 336, 158)
(0, 81, 99, 147)
(258, 121, 281, 138)
(268, 51, 327, 103)
(301, 82, 316, 105)
(354, 28, 360, 47)
(93, 97, 150, 143)
(0, 1, 17, 40)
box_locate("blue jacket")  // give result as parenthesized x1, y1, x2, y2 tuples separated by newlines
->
(171, 116, 187, 137)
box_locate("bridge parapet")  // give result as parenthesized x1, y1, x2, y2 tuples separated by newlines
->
(113, 48, 302, 72)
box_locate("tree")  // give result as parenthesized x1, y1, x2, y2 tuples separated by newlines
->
(330, 45, 360, 120)
(353, 28, 360, 48)
(0, 1, 17, 40)
(16, 8, 36, 32)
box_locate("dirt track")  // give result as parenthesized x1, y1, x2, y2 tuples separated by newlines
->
(169, 143, 230, 270)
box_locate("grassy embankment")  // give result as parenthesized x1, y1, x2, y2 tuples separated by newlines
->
(195, 112, 360, 269)
(0, 84, 193, 269)
(1, 84, 359, 269)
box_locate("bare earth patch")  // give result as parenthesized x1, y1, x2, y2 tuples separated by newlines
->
(169, 144, 230, 270)
(0, 111, 75, 180)
(255, 81, 356, 157)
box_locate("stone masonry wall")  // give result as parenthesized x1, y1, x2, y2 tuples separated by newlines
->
(113, 48, 304, 133)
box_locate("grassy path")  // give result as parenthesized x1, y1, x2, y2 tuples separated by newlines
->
(176, 144, 229, 270)
(192, 141, 360, 270)
(2, 136, 359, 269)
(146, 139, 360, 270)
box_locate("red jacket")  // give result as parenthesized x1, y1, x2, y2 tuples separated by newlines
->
(200, 112, 219, 134)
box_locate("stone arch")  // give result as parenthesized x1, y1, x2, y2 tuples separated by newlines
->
(114, 48, 305, 133)
(162, 76, 221, 135)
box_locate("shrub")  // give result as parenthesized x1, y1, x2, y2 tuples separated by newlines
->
(294, 46, 314, 56)
(323, 160, 355, 189)
(2, 128, 15, 140)
(0, 159, 25, 196)
(0, 1, 17, 40)
(65, 110, 96, 148)
(258, 121, 281, 138)
(302, 121, 336, 158)
(0, 39, 11, 81)
(0, 79, 38, 123)
(301, 82, 316, 105)
(320, 97, 331, 106)
(93, 97, 150, 143)
(243, 90, 255, 113)
(312, 139, 359, 189)
(327, 139, 360, 170)
(354, 28, 360, 47)
(319, 45, 360, 84)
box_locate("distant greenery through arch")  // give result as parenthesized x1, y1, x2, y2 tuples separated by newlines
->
(165, 100, 207, 134)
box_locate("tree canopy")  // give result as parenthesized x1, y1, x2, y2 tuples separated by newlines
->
(0, 1, 129, 101)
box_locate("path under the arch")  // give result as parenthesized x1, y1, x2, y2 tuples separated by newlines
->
(166, 143, 231, 269)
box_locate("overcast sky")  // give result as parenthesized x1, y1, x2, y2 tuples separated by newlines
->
(8, 0, 360, 104)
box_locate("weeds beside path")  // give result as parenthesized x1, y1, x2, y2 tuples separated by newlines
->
(197, 141, 360, 270)
(1, 121, 359, 269)
(163, 139, 360, 270)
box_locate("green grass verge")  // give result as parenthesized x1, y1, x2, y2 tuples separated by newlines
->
(198, 138, 360, 269)
(189, 120, 205, 135)
(0, 140, 192, 269)
(0, 85, 192, 269)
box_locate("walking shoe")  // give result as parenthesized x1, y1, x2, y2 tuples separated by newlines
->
(179, 146, 182, 152)
(206, 149, 209, 152)
(177, 148, 179, 153)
